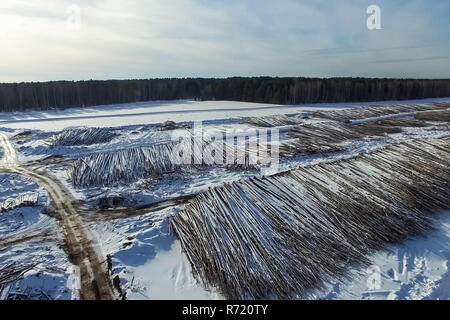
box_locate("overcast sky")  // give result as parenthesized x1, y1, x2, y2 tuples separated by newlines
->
(1, 0, 449, 82)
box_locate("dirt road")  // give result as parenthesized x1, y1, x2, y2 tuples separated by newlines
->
(0, 132, 115, 300)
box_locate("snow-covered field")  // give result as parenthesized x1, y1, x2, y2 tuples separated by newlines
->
(0, 98, 449, 300)
(1, 98, 450, 131)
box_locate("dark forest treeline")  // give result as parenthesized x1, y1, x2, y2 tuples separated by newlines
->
(0, 77, 449, 112)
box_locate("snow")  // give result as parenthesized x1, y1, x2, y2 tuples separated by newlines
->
(1, 97, 449, 300)
(310, 211, 450, 300)
(88, 207, 221, 300)
(88, 206, 449, 301)
(0, 100, 286, 131)
(0, 173, 49, 238)
(0, 240, 79, 300)
(0, 173, 78, 300)
(9, 109, 448, 213)
(131, 241, 221, 300)
(1, 98, 449, 131)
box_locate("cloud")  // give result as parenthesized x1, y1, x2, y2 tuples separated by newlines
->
(372, 56, 450, 64)
(0, 0, 448, 82)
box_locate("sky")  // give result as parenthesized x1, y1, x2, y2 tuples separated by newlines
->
(0, 0, 449, 82)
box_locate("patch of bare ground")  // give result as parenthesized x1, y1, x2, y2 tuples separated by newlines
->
(81, 193, 196, 222)
(25, 155, 72, 169)
(0, 229, 55, 251)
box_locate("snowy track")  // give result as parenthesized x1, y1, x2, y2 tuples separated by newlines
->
(0, 132, 114, 300)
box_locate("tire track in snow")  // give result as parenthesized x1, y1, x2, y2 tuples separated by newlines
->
(0, 131, 115, 300)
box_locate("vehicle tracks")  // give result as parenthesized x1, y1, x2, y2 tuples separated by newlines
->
(0, 132, 115, 300)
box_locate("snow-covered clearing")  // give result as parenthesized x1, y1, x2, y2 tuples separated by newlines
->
(0, 98, 449, 300)
(1, 98, 449, 131)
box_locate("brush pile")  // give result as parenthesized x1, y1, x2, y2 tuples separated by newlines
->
(171, 138, 450, 299)
(0, 263, 38, 286)
(49, 127, 118, 147)
(0, 193, 39, 213)
(0, 262, 44, 300)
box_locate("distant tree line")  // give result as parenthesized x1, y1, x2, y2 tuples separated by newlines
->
(0, 77, 449, 112)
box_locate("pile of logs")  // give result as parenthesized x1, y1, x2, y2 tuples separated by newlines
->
(172, 138, 450, 299)
(49, 127, 118, 147)
(312, 102, 449, 122)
